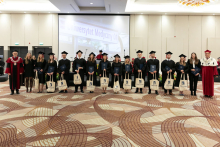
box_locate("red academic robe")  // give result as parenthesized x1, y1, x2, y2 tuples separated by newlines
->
(200, 57, 218, 96)
(5, 57, 24, 90)
(96, 54, 103, 60)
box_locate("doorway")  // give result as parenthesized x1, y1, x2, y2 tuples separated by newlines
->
(33, 46, 52, 61)
(9, 47, 28, 60)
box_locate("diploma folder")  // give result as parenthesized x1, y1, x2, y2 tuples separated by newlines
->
(47, 66, 55, 73)
(60, 64, 66, 71)
(125, 64, 130, 72)
(178, 65, 184, 70)
(102, 62, 107, 70)
(165, 66, 170, 71)
(150, 65, 156, 72)
(35, 67, 42, 74)
(114, 67, 120, 74)
(191, 66, 201, 75)
(89, 66, 94, 73)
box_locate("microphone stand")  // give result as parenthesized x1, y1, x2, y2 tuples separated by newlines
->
(84, 49, 88, 59)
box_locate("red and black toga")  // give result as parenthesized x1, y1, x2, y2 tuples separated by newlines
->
(5, 57, 24, 90)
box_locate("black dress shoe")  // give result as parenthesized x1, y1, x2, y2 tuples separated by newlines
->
(90, 91, 92, 93)
(74, 91, 78, 93)
(194, 91, 197, 96)
(65, 90, 68, 93)
(10, 91, 14, 95)
(16, 90, 20, 94)
(81, 91, 84, 93)
(155, 91, 159, 95)
(140, 91, 143, 94)
(148, 91, 151, 94)
(59, 90, 64, 93)
(191, 91, 193, 96)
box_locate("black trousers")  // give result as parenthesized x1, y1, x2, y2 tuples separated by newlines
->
(189, 73, 198, 91)
(218, 69, 220, 75)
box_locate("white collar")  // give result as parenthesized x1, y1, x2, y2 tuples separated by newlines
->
(77, 57, 82, 59)
(166, 58, 171, 61)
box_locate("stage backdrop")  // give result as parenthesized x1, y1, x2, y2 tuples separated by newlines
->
(59, 15, 130, 61)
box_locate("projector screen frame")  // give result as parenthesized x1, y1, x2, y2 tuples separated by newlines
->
(58, 13, 130, 61)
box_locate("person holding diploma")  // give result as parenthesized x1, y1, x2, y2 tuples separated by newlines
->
(111, 54, 122, 89)
(146, 51, 159, 95)
(175, 54, 189, 96)
(134, 50, 146, 93)
(45, 53, 57, 92)
(98, 53, 111, 94)
(200, 50, 218, 97)
(87, 52, 97, 93)
(5, 50, 24, 95)
(122, 55, 133, 94)
(73, 50, 86, 93)
(58, 51, 70, 93)
(187, 52, 201, 96)
(34, 51, 47, 93)
(161, 51, 176, 96)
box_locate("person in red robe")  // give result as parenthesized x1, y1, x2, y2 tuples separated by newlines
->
(200, 50, 218, 97)
(5, 50, 24, 95)
(96, 50, 103, 60)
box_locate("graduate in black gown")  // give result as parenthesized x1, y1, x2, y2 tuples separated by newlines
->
(34, 51, 47, 93)
(58, 51, 70, 93)
(134, 50, 146, 93)
(23, 53, 35, 93)
(44, 53, 57, 92)
(0, 58, 5, 75)
(73, 50, 86, 93)
(111, 54, 122, 92)
(86, 52, 97, 93)
(146, 51, 159, 95)
(187, 52, 201, 96)
(98, 53, 111, 94)
(161, 51, 176, 95)
(175, 54, 189, 96)
(5, 50, 24, 95)
(122, 55, 133, 94)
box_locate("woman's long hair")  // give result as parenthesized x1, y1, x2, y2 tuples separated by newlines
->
(190, 52, 199, 65)
(179, 58, 186, 66)
(125, 58, 130, 64)
(37, 54, 44, 62)
(88, 55, 95, 63)
(48, 56, 55, 63)
(102, 56, 108, 62)
(25, 53, 32, 64)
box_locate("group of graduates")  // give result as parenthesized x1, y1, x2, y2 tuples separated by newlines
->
(4, 48, 219, 97)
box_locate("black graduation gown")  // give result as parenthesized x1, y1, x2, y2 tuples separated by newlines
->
(35, 59, 46, 84)
(161, 59, 176, 89)
(23, 59, 35, 78)
(44, 61, 58, 85)
(146, 59, 160, 88)
(98, 60, 111, 78)
(73, 58, 86, 86)
(86, 60, 97, 86)
(133, 58, 146, 87)
(58, 59, 70, 87)
(0, 61, 5, 74)
(122, 63, 132, 80)
(111, 62, 122, 88)
(175, 62, 189, 87)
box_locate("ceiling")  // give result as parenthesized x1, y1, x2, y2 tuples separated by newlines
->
(0, 0, 220, 15)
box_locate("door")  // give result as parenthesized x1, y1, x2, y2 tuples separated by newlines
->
(10, 47, 28, 60)
(33, 47, 52, 61)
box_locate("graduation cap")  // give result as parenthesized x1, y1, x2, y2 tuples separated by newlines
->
(149, 51, 156, 54)
(38, 51, 45, 55)
(61, 51, 68, 54)
(136, 50, 143, 53)
(204, 49, 211, 53)
(48, 53, 55, 56)
(99, 50, 103, 52)
(124, 55, 130, 59)
(179, 54, 186, 58)
(76, 50, 83, 54)
(114, 54, 120, 58)
(13, 50, 18, 53)
(165, 51, 173, 55)
(89, 52, 96, 56)
(102, 53, 108, 56)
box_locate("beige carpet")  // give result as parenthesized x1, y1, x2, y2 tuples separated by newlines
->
(0, 80, 220, 147)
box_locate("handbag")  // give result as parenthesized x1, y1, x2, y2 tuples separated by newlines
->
(74, 73, 82, 85)
(179, 73, 188, 91)
(47, 75, 55, 92)
(34, 71, 39, 89)
(113, 75, 120, 92)
(164, 73, 174, 90)
(87, 75, 95, 91)
(150, 73, 159, 91)
(100, 71, 109, 88)
(123, 73, 132, 90)
(135, 72, 144, 88)
(58, 74, 67, 91)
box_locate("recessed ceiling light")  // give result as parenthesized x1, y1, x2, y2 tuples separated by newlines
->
(48, 12, 50, 13)
(165, 13, 167, 14)
(117, 12, 119, 13)
(90, 3, 93, 4)
(24, 12, 26, 13)
(68, 12, 69, 13)
(141, 13, 143, 14)
(213, 14, 215, 15)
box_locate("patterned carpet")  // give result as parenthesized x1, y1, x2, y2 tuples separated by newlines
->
(0, 81, 220, 147)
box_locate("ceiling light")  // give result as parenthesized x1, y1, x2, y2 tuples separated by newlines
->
(48, 12, 50, 13)
(24, 12, 26, 13)
(68, 12, 69, 13)
(165, 13, 167, 14)
(141, 13, 143, 14)
(90, 3, 93, 5)
(213, 14, 215, 15)
(117, 12, 119, 13)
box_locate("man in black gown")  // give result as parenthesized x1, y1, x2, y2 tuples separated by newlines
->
(134, 50, 146, 93)
(161, 51, 175, 95)
(146, 51, 159, 95)
(58, 51, 70, 93)
(0, 57, 5, 75)
(73, 50, 86, 93)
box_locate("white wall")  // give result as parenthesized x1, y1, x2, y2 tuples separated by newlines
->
(0, 13, 58, 61)
(130, 15, 220, 62)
